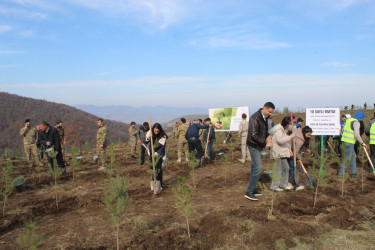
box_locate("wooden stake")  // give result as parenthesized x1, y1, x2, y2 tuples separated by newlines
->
(148, 117, 157, 189)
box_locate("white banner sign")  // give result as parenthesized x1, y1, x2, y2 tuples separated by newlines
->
(306, 108, 341, 136)
(209, 106, 249, 131)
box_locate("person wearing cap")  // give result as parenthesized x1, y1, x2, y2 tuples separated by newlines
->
(20, 119, 39, 168)
(238, 113, 251, 163)
(339, 110, 366, 177)
(128, 122, 138, 159)
(55, 120, 66, 160)
(365, 112, 375, 170)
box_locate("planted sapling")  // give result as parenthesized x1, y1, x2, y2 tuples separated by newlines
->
(1, 156, 14, 216)
(17, 220, 44, 250)
(170, 176, 193, 239)
(102, 172, 131, 250)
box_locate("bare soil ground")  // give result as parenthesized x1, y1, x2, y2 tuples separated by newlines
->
(1, 132, 375, 249)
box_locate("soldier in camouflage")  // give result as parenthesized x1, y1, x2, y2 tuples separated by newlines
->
(238, 113, 251, 163)
(20, 119, 39, 167)
(177, 118, 189, 162)
(55, 120, 66, 160)
(96, 118, 108, 170)
(129, 122, 137, 159)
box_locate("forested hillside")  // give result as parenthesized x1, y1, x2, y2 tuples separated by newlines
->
(0, 92, 130, 151)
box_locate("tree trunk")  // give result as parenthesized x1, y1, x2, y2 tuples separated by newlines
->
(186, 218, 191, 240)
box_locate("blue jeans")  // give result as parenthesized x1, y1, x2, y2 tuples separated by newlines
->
(287, 157, 301, 187)
(339, 142, 356, 175)
(207, 141, 214, 160)
(245, 147, 262, 194)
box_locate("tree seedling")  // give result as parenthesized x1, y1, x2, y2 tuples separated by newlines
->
(70, 146, 81, 181)
(17, 220, 44, 250)
(170, 176, 193, 239)
(188, 152, 199, 189)
(0, 155, 15, 216)
(47, 149, 65, 211)
(260, 160, 282, 220)
(102, 172, 131, 250)
(226, 141, 236, 160)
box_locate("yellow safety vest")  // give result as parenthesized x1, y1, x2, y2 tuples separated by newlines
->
(370, 123, 375, 145)
(341, 118, 358, 144)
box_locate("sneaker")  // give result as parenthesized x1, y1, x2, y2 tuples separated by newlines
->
(287, 183, 294, 189)
(131, 155, 137, 159)
(98, 166, 106, 171)
(253, 190, 262, 196)
(351, 173, 358, 178)
(284, 185, 293, 190)
(238, 159, 245, 163)
(295, 185, 304, 191)
(244, 193, 258, 201)
(271, 188, 284, 192)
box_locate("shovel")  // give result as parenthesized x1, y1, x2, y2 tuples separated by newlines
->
(202, 125, 212, 166)
(362, 146, 375, 175)
(299, 160, 317, 187)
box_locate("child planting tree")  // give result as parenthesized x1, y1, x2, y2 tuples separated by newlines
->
(102, 172, 131, 250)
(170, 176, 193, 239)
(17, 220, 44, 250)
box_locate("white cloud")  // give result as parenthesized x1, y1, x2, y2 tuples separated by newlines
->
(0, 25, 13, 33)
(0, 49, 27, 54)
(190, 25, 290, 50)
(321, 62, 355, 67)
(0, 6, 48, 19)
(61, 0, 192, 29)
(0, 64, 18, 68)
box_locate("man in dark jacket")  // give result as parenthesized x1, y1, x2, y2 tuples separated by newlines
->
(186, 120, 211, 164)
(203, 118, 215, 160)
(38, 121, 67, 175)
(245, 102, 275, 201)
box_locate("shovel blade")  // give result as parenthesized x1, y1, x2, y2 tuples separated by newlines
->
(305, 176, 317, 188)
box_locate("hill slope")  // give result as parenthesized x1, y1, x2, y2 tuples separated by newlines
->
(0, 92, 130, 150)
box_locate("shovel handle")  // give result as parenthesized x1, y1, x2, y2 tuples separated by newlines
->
(204, 126, 212, 157)
(363, 146, 375, 174)
(299, 160, 308, 174)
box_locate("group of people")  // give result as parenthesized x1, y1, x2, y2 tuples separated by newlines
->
(20, 103, 375, 198)
(20, 119, 67, 176)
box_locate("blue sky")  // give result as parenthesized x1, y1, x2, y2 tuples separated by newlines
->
(0, 0, 374, 111)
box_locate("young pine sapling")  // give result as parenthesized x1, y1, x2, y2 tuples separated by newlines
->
(102, 172, 131, 250)
(226, 141, 236, 160)
(1, 156, 14, 216)
(17, 220, 43, 250)
(70, 146, 81, 181)
(170, 176, 192, 239)
(188, 152, 200, 189)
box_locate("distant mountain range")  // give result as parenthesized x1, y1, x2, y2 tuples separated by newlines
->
(74, 104, 208, 124)
(0, 92, 130, 150)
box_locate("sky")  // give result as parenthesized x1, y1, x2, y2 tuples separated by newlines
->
(0, 0, 375, 112)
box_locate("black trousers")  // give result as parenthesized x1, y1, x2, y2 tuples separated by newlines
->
(46, 150, 65, 170)
(139, 145, 146, 165)
(370, 145, 375, 170)
(187, 137, 204, 159)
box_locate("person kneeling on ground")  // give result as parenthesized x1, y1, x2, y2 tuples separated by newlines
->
(146, 123, 168, 194)
(270, 116, 295, 192)
(288, 126, 313, 191)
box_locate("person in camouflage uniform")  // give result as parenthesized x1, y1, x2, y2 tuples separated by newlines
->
(172, 122, 179, 139)
(20, 119, 39, 167)
(238, 113, 251, 163)
(96, 118, 108, 170)
(176, 118, 189, 162)
(128, 122, 137, 159)
(55, 120, 66, 160)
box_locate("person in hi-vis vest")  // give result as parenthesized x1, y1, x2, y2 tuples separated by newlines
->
(339, 111, 366, 177)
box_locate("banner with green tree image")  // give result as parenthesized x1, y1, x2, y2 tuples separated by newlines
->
(209, 106, 249, 131)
